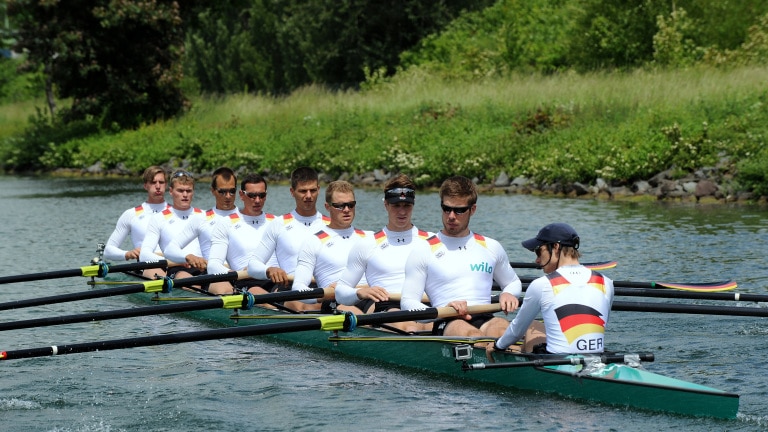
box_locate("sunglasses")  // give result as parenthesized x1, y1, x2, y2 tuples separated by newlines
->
(172, 170, 193, 178)
(216, 188, 237, 196)
(330, 201, 357, 210)
(534, 244, 551, 257)
(440, 204, 472, 215)
(243, 191, 267, 199)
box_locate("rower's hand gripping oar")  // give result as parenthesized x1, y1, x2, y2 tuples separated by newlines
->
(0, 260, 169, 285)
(0, 304, 501, 361)
(0, 270, 249, 312)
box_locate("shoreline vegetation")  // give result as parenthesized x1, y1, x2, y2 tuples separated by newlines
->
(4, 66, 768, 205)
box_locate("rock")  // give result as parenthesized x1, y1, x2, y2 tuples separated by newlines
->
(595, 178, 608, 191)
(86, 161, 103, 174)
(632, 180, 651, 194)
(373, 169, 388, 182)
(511, 176, 530, 187)
(359, 175, 377, 185)
(682, 181, 698, 193)
(695, 180, 718, 198)
(609, 186, 630, 197)
(572, 182, 589, 195)
(660, 179, 679, 193)
(494, 171, 510, 187)
(648, 169, 673, 186)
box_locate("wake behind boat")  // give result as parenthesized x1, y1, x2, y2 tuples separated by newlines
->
(101, 270, 739, 419)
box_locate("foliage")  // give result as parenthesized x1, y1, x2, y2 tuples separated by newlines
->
(652, 8, 702, 67)
(0, 108, 99, 172)
(183, 0, 493, 94)
(565, 0, 668, 71)
(701, 12, 768, 67)
(19, 67, 765, 200)
(399, 0, 573, 78)
(0, 56, 42, 102)
(8, 0, 187, 129)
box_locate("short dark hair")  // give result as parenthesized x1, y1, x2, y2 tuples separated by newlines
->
(439, 175, 477, 206)
(290, 166, 318, 190)
(211, 167, 236, 189)
(241, 173, 267, 190)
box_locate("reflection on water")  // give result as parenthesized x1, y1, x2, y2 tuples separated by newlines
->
(0, 176, 766, 431)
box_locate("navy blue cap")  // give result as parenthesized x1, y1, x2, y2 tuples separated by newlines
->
(521, 223, 580, 251)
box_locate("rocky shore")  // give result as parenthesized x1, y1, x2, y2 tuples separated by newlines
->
(74, 160, 766, 204)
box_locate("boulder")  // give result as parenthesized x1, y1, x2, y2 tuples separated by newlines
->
(694, 180, 718, 198)
(494, 171, 510, 187)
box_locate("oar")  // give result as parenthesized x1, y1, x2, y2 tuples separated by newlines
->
(612, 300, 768, 317)
(0, 288, 333, 332)
(0, 304, 500, 360)
(0, 261, 168, 285)
(514, 277, 738, 293)
(510, 260, 617, 270)
(611, 279, 737, 292)
(614, 287, 768, 302)
(0, 270, 249, 312)
(462, 353, 655, 371)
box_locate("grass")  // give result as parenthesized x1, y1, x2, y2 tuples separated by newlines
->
(5, 66, 768, 195)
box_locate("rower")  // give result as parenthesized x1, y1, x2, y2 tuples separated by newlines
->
(400, 175, 521, 339)
(335, 174, 432, 332)
(139, 170, 206, 280)
(291, 180, 371, 313)
(103, 165, 169, 277)
(247, 167, 329, 310)
(162, 167, 240, 294)
(206, 173, 278, 295)
(490, 223, 615, 354)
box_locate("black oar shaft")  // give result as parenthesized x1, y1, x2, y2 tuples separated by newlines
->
(613, 301, 768, 317)
(614, 287, 768, 302)
(0, 298, 228, 331)
(0, 288, 329, 332)
(0, 305, 486, 361)
(0, 261, 167, 285)
(0, 271, 242, 312)
(0, 319, 327, 360)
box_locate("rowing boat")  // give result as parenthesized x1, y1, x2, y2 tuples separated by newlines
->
(109, 272, 739, 419)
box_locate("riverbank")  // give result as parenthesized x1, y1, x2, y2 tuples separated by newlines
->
(56, 159, 767, 205)
(15, 68, 768, 203)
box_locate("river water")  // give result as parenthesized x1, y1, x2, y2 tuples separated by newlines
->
(0, 176, 766, 431)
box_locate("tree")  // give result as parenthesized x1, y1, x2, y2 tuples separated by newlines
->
(184, 0, 493, 94)
(8, 0, 187, 129)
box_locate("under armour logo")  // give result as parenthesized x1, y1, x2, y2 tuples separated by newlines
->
(342, 235, 350, 239)
(396, 238, 405, 243)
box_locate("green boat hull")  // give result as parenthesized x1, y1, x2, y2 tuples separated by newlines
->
(124, 287, 739, 419)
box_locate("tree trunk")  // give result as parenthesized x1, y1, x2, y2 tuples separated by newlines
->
(44, 60, 56, 117)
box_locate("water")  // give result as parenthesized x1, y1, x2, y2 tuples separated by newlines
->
(0, 176, 766, 431)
